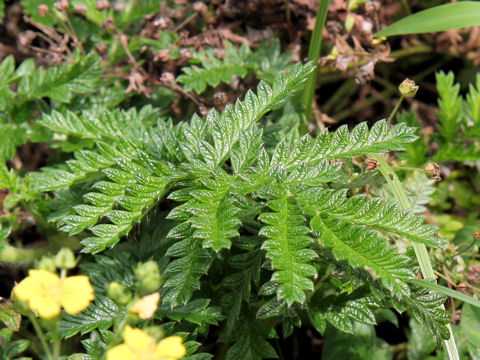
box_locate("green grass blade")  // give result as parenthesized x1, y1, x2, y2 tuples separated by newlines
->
(410, 279, 480, 309)
(302, 0, 331, 124)
(379, 2, 480, 37)
(370, 153, 459, 360)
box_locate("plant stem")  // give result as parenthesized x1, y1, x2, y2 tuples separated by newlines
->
(334, 89, 390, 121)
(369, 153, 459, 360)
(60, 268, 67, 280)
(322, 78, 355, 113)
(52, 320, 61, 360)
(389, 44, 432, 58)
(386, 95, 404, 126)
(0, 244, 49, 264)
(399, 0, 412, 14)
(302, 0, 331, 126)
(29, 315, 54, 360)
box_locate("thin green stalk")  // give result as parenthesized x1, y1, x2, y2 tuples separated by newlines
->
(302, 0, 331, 125)
(0, 245, 49, 264)
(399, 0, 412, 15)
(386, 95, 404, 126)
(29, 315, 54, 360)
(369, 153, 459, 360)
(389, 43, 432, 58)
(322, 78, 356, 113)
(409, 279, 480, 308)
(52, 321, 61, 360)
(370, 154, 435, 278)
(306, 264, 333, 302)
(334, 89, 390, 121)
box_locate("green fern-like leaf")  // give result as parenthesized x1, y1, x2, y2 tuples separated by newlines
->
(78, 330, 112, 360)
(311, 215, 413, 297)
(283, 120, 417, 168)
(433, 142, 480, 162)
(163, 224, 212, 306)
(0, 124, 27, 162)
(321, 322, 391, 359)
(31, 107, 175, 253)
(403, 286, 450, 340)
(13, 52, 102, 106)
(27, 54, 101, 102)
(155, 298, 223, 326)
(31, 63, 315, 256)
(33, 151, 171, 253)
(308, 289, 381, 334)
(222, 310, 277, 360)
(167, 177, 241, 252)
(39, 106, 158, 143)
(184, 62, 316, 168)
(431, 71, 480, 161)
(466, 73, 480, 125)
(59, 296, 121, 339)
(80, 251, 136, 291)
(248, 38, 293, 82)
(221, 236, 263, 336)
(158, 63, 316, 306)
(381, 171, 435, 214)
(177, 42, 251, 93)
(301, 188, 445, 248)
(396, 111, 428, 167)
(79, 161, 171, 253)
(436, 71, 463, 141)
(230, 125, 264, 175)
(259, 192, 317, 305)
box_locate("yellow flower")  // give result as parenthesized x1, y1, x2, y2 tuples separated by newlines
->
(107, 326, 186, 360)
(129, 292, 160, 320)
(13, 269, 94, 319)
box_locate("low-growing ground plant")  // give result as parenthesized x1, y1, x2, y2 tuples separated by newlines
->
(1, 1, 480, 360)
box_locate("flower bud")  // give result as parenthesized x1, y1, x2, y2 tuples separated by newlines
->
(399, 78, 419, 98)
(107, 281, 131, 305)
(74, 4, 87, 15)
(54, 0, 69, 11)
(96, 0, 110, 10)
(37, 4, 49, 16)
(54, 248, 76, 269)
(134, 261, 162, 293)
(425, 162, 441, 182)
(102, 17, 115, 30)
(35, 256, 56, 272)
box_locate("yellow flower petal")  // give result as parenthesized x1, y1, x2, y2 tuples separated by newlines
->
(13, 276, 42, 301)
(61, 275, 95, 314)
(106, 344, 136, 360)
(29, 296, 61, 319)
(130, 292, 160, 320)
(124, 325, 154, 351)
(29, 269, 60, 284)
(13, 270, 95, 319)
(14, 270, 60, 301)
(14, 270, 63, 318)
(155, 336, 186, 360)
